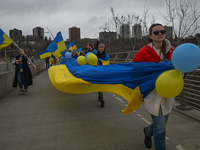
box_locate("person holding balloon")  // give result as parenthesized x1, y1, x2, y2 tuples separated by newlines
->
(133, 23, 175, 150)
(96, 43, 110, 107)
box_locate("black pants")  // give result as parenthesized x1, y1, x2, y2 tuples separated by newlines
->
(98, 92, 104, 101)
(46, 62, 49, 69)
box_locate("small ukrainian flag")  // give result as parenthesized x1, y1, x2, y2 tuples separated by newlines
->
(39, 50, 51, 59)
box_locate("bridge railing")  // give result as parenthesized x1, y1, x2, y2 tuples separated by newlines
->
(108, 51, 200, 111)
(0, 59, 45, 73)
(108, 51, 138, 64)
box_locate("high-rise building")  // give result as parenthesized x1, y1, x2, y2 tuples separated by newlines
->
(164, 25, 173, 39)
(69, 26, 81, 41)
(33, 27, 44, 38)
(120, 24, 130, 39)
(9, 28, 22, 39)
(132, 23, 142, 39)
(99, 31, 117, 41)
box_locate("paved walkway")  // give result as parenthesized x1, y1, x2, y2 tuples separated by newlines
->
(0, 70, 200, 150)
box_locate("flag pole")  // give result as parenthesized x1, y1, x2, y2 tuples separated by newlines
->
(46, 27, 54, 39)
(2, 29, 36, 68)
(12, 41, 36, 68)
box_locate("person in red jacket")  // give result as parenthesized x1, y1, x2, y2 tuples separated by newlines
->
(133, 23, 174, 150)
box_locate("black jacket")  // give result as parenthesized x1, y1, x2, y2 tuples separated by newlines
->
(12, 55, 33, 87)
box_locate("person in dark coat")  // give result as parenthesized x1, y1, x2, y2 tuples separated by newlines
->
(96, 43, 110, 107)
(12, 49, 33, 95)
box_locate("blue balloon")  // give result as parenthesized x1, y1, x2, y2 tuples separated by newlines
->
(61, 51, 66, 56)
(172, 43, 200, 73)
(85, 52, 93, 61)
(65, 52, 72, 58)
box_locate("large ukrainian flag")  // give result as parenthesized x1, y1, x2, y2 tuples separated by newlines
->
(0, 29, 13, 50)
(46, 32, 66, 58)
(39, 50, 51, 59)
(48, 60, 174, 115)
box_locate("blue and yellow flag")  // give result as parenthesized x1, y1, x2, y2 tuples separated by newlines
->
(39, 50, 51, 59)
(71, 41, 77, 50)
(66, 44, 70, 51)
(68, 42, 73, 52)
(48, 60, 174, 115)
(77, 47, 82, 55)
(46, 31, 66, 58)
(0, 29, 13, 50)
(99, 52, 110, 65)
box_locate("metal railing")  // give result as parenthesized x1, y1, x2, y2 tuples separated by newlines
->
(108, 51, 200, 111)
(108, 51, 138, 64)
(0, 59, 45, 73)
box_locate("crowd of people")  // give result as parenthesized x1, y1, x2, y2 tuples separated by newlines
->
(12, 23, 175, 150)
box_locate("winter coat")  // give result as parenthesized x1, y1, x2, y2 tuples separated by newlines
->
(12, 55, 33, 87)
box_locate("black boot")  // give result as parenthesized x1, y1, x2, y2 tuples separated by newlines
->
(144, 127, 152, 148)
(100, 100, 104, 107)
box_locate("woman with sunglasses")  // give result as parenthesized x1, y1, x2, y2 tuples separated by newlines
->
(133, 23, 175, 150)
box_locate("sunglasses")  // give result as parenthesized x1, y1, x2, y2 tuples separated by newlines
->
(153, 30, 166, 36)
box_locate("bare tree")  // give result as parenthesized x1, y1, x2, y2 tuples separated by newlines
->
(160, 0, 200, 45)
(110, 6, 136, 52)
(108, 6, 149, 53)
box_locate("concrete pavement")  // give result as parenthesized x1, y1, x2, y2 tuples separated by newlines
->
(0, 70, 200, 150)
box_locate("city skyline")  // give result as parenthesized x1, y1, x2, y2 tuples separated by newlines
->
(7, 23, 183, 41)
(1, 0, 200, 41)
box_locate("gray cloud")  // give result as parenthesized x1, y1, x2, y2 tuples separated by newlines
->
(0, 0, 199, 40)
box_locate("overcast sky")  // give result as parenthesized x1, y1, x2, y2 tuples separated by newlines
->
(1, 0, 200, 40)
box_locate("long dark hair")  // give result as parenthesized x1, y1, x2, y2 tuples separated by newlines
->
(148, 23, 166, 58)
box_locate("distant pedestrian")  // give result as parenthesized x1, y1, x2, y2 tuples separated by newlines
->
(85, 43, 98, 55)
(45, 57, 50, 70)
(96, 43, 110, 107)
(71, 49, 78, 59)
(12, 49, 33, 95)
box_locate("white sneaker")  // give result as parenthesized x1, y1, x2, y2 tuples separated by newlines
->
(19, 89, 24, 95)
(24, 90, 28, 95)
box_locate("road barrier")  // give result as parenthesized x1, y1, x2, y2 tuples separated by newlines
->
(0, 61, 46, 98)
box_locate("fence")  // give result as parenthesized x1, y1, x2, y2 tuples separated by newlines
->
(0, 59, 45, 73)
(108, 51, 200, 111)
(108, 51, 138, 64)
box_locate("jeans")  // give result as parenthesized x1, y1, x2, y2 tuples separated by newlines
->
(18, 72, 28, 90)
(145, 106, 169, 150)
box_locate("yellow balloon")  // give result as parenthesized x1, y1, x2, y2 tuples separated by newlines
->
(87, 54, 98, 66)
(77, 56, 87, 65)
(155, 69, 184, 98)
